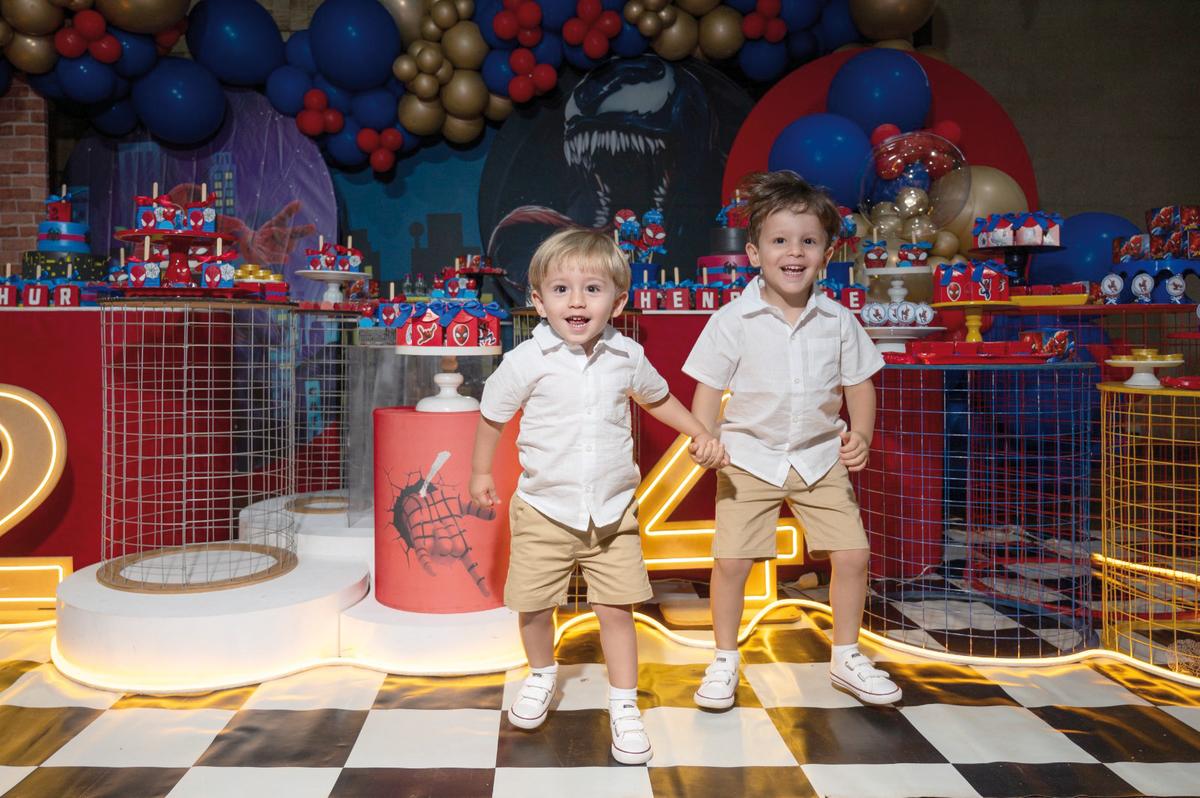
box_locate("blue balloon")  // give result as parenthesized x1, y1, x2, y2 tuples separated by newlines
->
(539, 0, 576, 30)
(897, 161, 930, 191)
(726, 0, 756, 12)
(186, 0, 285, 86)
(767, 112, 870, 207)
(477, 0, 513, 50)
(532, 31, 563, 70)
(325, 118, 366, 167)
(266, 64, 312, 115)
(310, 0, 400, 91)
(351, 88, 396, 129)
(563, 43, 599, 72)
(814, 0, 860, 53)
(827, 48, 930, 133)
(285, 29, 317, 73)
(395, 124, 419, 154)
(314, 75, 351, 112)
(56, 55, 117, 105)
(112, 28, 158, 79)
(112, 76, 131, 99)
(26, 71, 65, 100)
(91, 98, 138, 137)
(0, 59, 10, 98)
(781, 0, 823, 30)
(610, 20, 648, 58)
(385, 76, 405, 97)
(739, 40, 789, 83)
(132, 57, 227, 145)
(481, 49, 514, 95)
(787, 30, 819, 62)
(1028, 212, 1140, 285)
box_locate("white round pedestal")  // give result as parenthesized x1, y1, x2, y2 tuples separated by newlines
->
(53, 558, 370, 694)
(239, 492, 375, 573)
(1106, 358, 1184, 389)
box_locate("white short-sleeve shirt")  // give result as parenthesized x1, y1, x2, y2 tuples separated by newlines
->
(682, 277, 884, 488)
(480, 322, 670, 531)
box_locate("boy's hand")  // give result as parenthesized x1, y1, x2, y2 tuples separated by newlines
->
(839, 430, 870, 472)
(688, 432, 729, 470)
(469, 473, 499, 508)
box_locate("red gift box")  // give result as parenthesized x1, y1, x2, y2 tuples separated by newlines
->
(1031, 284, 1055, 295)
(631, 289, 658, 310)
(933, 263, 970, 303)
(694, 287, 720, 311)
(1057, 281, 1090, 295)
(1014, 215, 1043, 246)
(968, 263, 1010, 302)
(45, 196, 72, 222)
(480, 313, 501, 347)
(0, 285, 16, 306)
(1146, 206, 1179, 234)
(404, 309, 444, 346)
(841, 286, 866, 311)
(722, 287, 742, 304)
(53, 284, 80, 306)
(1113, 234, 1150, 263)
(1010, 285, 1028, 296)
(1181, 205, 1200, 230)
(21, 283, 49, 307)
(1187, 231, 1200, 259)
(443, 310, 480, 347)
(663, 287, 691, 310)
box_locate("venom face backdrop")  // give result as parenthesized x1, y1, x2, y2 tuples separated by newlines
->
(478, 55, 752, 291)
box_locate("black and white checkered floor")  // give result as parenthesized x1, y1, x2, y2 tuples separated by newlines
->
(2, 606, 1199, 798)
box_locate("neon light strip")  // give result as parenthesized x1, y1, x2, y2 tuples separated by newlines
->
(1092, 552, 1200, 586)
(0, 425, 13, 484)
(0, 390, 63, 531)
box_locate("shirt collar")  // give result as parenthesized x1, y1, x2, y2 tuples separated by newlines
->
(532, 321, 629, 355)
(739, 276, 838, 324)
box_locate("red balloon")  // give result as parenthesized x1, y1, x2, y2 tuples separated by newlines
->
(509, 47, 536, 75)
(595, 10, 622, 38)
(508, 74, 535, 103)
(54, 28, 87, 58)
(155, 29, 180, 51)
(89, 34, 121, 64)
(582, 29, 608, 60)
(875, 153, 904, 180)
(493, 9, 519, 39)
(531, 62, 556, 93)
(742, 12, 766, 40)
(322, 108, 344, 134)
(516, 26, 541, 47)
(562, 17, 587, 46)
(357, 127, 381, 153)
(926, 150, 953, 179)
(757, 0, 781, 17)
(931, 119, 962, 145)
(370, 147, 396, 172)
(73, 9, 107, 41)
(379, 127, 404, 151)
(296, 110, 325, 137)
(303, 89, 328, 111)
(577, 0, 601, 24)
(764, 18, 787, 43)
(516, 1, 541, 28)
(870, 123, 901, 147)
(502, 0, 521, 8)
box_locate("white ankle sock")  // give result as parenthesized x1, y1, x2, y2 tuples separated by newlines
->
(712, 648, 740, 670)
(530, 663, 558, 680)
(609, 685, 638, 711)
(831, 643, 859, 665)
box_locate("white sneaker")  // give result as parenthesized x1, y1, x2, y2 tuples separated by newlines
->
(609, 700, 652, 764)
(507, 672, 555, 729)
(830, 650, 902, 705)
(693, 656, 738, 710)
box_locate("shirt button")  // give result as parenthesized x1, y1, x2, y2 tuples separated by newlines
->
(585, 444, 593, 452)
(791, 415, 800, 423)
(792, 377, 800, 385)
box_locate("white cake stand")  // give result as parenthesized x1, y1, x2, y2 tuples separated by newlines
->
(395, 344, 501, 411)
(296, 269, 367, 306)
(1105, 358, 1184, 389)
(864, 326, 946, 353)
(862, 264, 933, 304)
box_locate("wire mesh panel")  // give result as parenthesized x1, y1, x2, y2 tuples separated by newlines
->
(100, 300, 297, 592)
(855, 363, 1096, 657)
(291, 310, 359, 515)
(1100, 384, 1200, 676)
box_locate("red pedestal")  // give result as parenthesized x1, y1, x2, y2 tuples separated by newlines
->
(373, 408, 519, 613)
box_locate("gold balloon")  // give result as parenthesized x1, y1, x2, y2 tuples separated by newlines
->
(874, 216, 902, 240)
(869, 202, 900, 224)
(0, 19, 11, 48)
(409, 71, 440, 100)
(1, 0, 62, 36)
(943, 165, 1029, 255)
(949, 254, 969, 266)
(636, 12, 661, 37)
(916, 45, 946, 61)
(624, 0, 644, 24)
(378, 0, 429, 48)
(392, 54, 418, 83)
(94, 0, 188, 34)
(3, 31, 54, 73)
(415, 43, 444, 74)
(440, 69, 487, 118)
(398, 93, 446, 136)
(926, 255, 950, 271)
(642, 0, 667, 10)
(409, 39, 428, 57)
(895, 186, 930, 218)
(434, 59, 453, 85)
(652, 9, 697, 60)
(484, 92, 512, 122)
(454, 0, 473, 18)
(66, 0, 90, 8)
(874, 38, 913, 50)
(442, 20, 486, 70)
(931, 230, 959, 258)
(675, 0, 718, 14)
(698, 5, 743, 59)
(901, 214, 938, 243)
(834, 43, 865, 52)
(657, 5, 675, 25)
(442, 112, 484, 144)
(429, 0, 458, 30)
(419, 15, 443, 41)
(849, 0, 935, 41)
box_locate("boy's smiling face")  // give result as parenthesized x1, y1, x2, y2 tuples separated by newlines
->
(531, 260, 625, 354)
(746, 208, 834, 312)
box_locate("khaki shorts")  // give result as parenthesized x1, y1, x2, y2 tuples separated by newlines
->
(504, 494, 653, 612)
(714, 463, 868, 561)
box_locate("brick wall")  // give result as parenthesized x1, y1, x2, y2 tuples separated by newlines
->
(0, 78, 48, 270)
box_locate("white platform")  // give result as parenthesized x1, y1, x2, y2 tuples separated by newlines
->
(53, 558, 370, 694)
(239, 492, 374, 572)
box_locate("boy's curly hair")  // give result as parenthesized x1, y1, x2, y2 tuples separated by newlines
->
(738, 171, 842, 250)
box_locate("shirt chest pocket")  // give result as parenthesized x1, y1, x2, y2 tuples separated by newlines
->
(805, 337, 841, 388)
